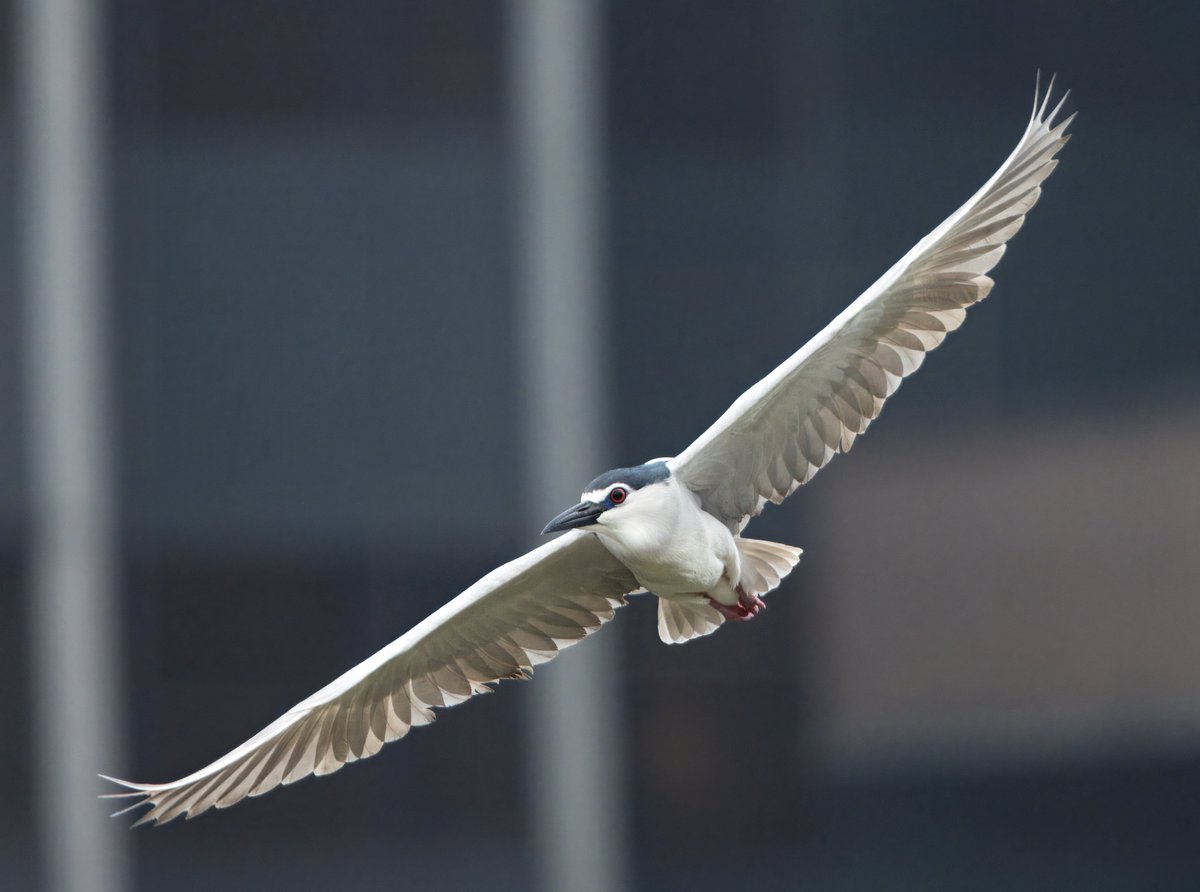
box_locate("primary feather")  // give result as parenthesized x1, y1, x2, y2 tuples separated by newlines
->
(104, 533, 636, 825)
(670, 79, 1072, 528)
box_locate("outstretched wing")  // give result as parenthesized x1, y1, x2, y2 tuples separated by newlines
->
(670, 79, 1073, 528)
(104, 531, 637, 826)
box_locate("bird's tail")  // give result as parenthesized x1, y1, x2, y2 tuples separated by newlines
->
(656, 539, 802, 645)
(657, 595, 725, 645)
(736, 538, 803, 598)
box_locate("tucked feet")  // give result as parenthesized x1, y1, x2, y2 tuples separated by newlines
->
(706, 597, 751, 621)
(736, 583, 767, 616)
(704, 585, 766, 622)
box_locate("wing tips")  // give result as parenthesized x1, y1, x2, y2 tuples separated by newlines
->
(1031, 71, 1060, 121)
(98, 773, 152, 796)
(1031, 71, 1073, 132)
(1037, 71, 1056, 120)
(99, 775, 157, 824)
(1047, 87, 1071, 125)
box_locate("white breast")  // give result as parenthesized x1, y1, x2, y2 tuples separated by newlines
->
(592, 478, 739, 598)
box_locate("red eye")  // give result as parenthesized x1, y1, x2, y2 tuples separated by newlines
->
(609, 487, 627, 504)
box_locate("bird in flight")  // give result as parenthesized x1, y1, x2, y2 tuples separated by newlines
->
(105, 80, 1072, 825)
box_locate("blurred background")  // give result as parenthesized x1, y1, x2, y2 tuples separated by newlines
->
(3, 1, 1199, 890)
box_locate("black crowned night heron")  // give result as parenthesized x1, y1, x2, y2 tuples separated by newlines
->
(105, 79, 1072, 826)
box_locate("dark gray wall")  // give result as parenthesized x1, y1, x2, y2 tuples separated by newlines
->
(4, 2, 1199, 890)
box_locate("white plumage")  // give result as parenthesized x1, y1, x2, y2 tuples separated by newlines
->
(672, 81, 1073, 526)
(105, 533, 637, 826)
(105, 79, 1072, 825)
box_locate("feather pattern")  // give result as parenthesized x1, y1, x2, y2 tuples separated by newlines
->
(102, 532, 637, 825)
(103, 79, 1072, 826)
(670, 79, 1072, 528)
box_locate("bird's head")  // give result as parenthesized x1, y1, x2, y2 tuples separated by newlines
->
(542, 460, 672, 534)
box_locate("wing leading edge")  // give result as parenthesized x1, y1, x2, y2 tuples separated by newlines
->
(104, 531, 637, 825)
(671, 79, 1073, 528)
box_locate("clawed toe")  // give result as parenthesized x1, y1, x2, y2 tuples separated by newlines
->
(706, 591, 765, 622)
(735, 584, 766, 616)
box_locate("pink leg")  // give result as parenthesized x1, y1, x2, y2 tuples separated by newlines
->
(706, 597, 752, 621)
(704, 584, 766, 622)
(737, 583, 767, 616)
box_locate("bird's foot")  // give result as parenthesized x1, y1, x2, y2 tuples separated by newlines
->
(707, 598, 751, 621)
(705, 585, 766, 622)
(734, 585, 763, 614)
(736, 583, 767, 616)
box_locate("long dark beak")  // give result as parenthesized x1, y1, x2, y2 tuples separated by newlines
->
(542, 501, 604, 534)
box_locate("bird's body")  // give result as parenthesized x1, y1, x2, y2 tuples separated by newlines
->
(580, 467, 739, 599)
(543, 463, 803, 635)
(105, 79, 1073, 826)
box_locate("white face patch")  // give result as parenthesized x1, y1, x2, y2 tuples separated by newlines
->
(582, 485, 626, 503)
